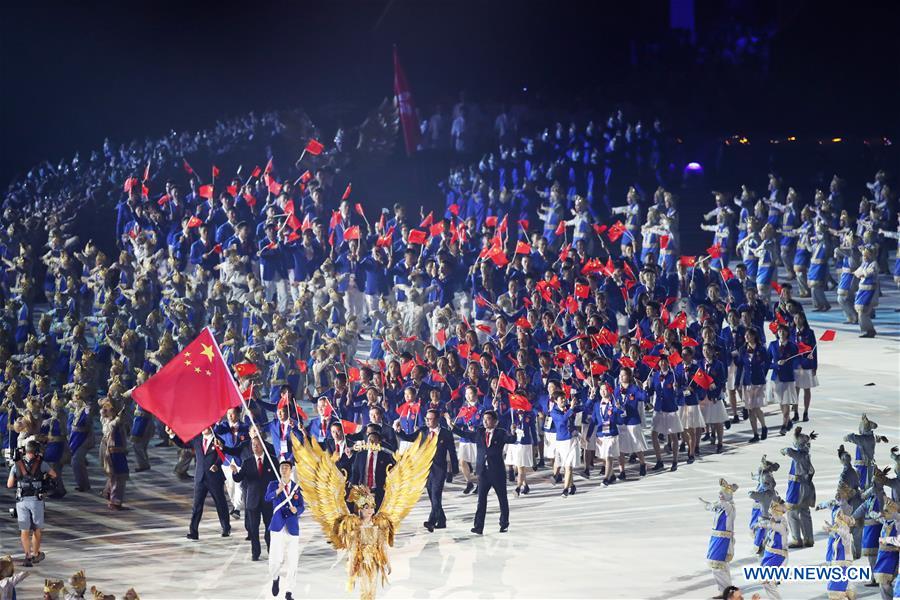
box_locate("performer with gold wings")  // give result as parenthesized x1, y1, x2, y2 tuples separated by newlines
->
(292, 433, 437, 600)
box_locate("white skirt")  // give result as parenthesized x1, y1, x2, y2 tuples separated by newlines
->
(701, 399, 729, 424)
(505, 443, 533, 467)
(743, 384, 765, 409)
(595, 435, 620, 459)
(726, 363, 739, 392)
(543, 430, 556, 452)
(793, 368, 819, 389)
(618, 424, 649, 453)
(553, 437, 580, 468)
(768, 380, 798, 406)
(679, 404, 706, 429)
(652, 411, 684, 434)
(458, 441, 477, 463)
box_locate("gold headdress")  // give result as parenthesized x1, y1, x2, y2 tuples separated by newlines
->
(123, 588, 140, 600)
(835, 481, 854, 501)
(43, 579, 65, 598)
(882, 498, 899, 519)
(769, 498, 787, 517)
(70, 570, 87, 593)
(347, 485, 376, 509)
(90, 585, 115, 600)
(834, 512, 855, 529)
(719, 478, 739, 496)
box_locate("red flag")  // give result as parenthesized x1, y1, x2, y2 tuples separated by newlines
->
(592, 223, 608, 236)
(517, 219, 530, 231)
(198, 184, 214, 199)
(393, 46, 422, 156)
(187, 216, 203, 228)
(408, 229, 427, 245)
(435, 329, 447, 347)
(457, 343, 470, 360)
(343, 225, 361, 241)
(706, 244, 721, 259)
(341, 420, 361, 435)
(667, 350, 683, 367)
(642, 355, 660, 369)
(456, 404, 477, 422)
(691, 370, 714, 390)
(295, 359, 308, 373)
(720, 267, 734, 281)
(660, 235, 670, 250)
(484, 215, 498, 228)
(123, 177, 138, 193)
(300, 170, 312, 183)
(819, 329, 836, 342)
(797, 341, 813, 354)
(668, 311, 688, 330)
(476, 324, 492, 335)
(342, 183, 352, 201)
(681, 336, 700, 348)
(515, 316, 532, 329)
(213, 244, 223, 255)
(607, 221, 626, 242)
(250, 165, 262, 178)
(304, 139, 324, 156)
(679, 256, 697, 268)
(487, 246, 508, 266)
(243, 192, 257, 208)
(508, 394, 531, 412)
(771, 280, 783, 294)
(376, 226, 394, 248)
(558, 243, 571, 263)
(554, 221, 566, 236)
(619, 357, 636, 369)
(142, 161, 151, 182)
(234, 362, 259, 378)
(131, 328, 244, 441)
(241, 383, 254, 401)
(590, 362, 608, 376)
(429, 223, 444, 238)
(354, 203, 365, 219)
(212, 165, 220, 179)
(400, 359, 416, 378)
(515, 241, 532, 255)
(448, 203, 460, 217)
(347, 367, 361, 383)
(267, 179, 283, 196)
(498, 372, 516, 392)
(497, 215, 508, 234)
(157, 194, 171, 206)
(574, 283, 590, 299)
(182, 159, 194, 175)
(420, 211, 434, 228)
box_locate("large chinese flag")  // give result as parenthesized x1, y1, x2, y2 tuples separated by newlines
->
(393, 45, 421, 156)
(132, 327, 243, 441)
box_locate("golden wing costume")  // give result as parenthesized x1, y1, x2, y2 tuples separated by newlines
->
(292, 433, 437, 600)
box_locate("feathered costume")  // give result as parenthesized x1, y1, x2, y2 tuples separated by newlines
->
(292, 434, 437, 600)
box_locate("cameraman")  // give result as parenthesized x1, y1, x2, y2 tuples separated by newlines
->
(6, 439, 56, 567)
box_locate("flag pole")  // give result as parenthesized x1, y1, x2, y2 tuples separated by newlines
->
(206, 326, 284, 486)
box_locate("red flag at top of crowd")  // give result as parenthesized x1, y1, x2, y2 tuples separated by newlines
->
(393, 45, 421, 156)
(131, 328, 243, 442)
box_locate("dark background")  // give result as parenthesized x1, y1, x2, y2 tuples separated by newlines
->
(2, 0, 899, 189)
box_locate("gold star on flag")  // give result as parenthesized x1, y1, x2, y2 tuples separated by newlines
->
(205, 370, 211, 376)
(185, 359, 192, 366)
(194, 367, 201, 374)
(184, 351, 192, 357)
(200, 343, 215, 363)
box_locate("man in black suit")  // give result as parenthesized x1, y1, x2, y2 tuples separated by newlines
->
(324, 421, 354, 477)
(446, 409, 510, 534)
(230, 433, 278, 560)
(169, 426, 238, 540)
(396, 408, 458, 532)
(349, 430, 396, 509)
(345, 406, 397, 452)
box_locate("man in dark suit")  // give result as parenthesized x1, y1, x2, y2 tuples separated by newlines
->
(169, 426, 236, 540)
(349, 430, 396, 509)
(230, 433, 278, 560)
(447, 409, 510, 534)
(324, 421, 354, 476)
(396, 408, 458, 532)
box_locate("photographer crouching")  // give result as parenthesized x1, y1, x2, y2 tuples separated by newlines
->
(6, 439, 57, 567)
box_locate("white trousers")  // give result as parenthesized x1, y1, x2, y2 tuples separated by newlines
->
(268, 529, 299, 591)
(712, 567, 732, 591)
(223, 465, 244, 511)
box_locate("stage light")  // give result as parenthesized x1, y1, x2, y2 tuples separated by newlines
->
(686, 162, 702, 172)
(831, 137, 843, 143)
(787, 136, 797, 141)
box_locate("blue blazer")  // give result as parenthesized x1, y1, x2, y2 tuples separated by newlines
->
(265, 481, 304, 535)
